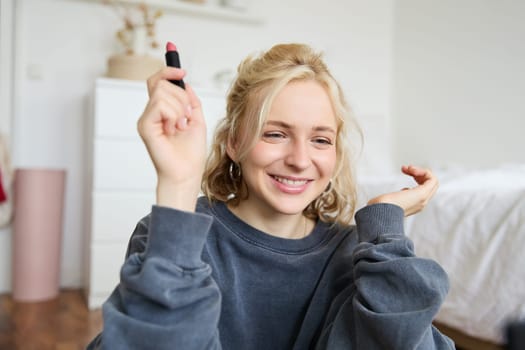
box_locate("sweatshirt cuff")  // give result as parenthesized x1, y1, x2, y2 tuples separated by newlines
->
(355, 203, 405, 243)
(145, 205, 213, 268)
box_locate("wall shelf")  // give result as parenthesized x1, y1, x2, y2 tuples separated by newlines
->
(89, 0, 264, 25)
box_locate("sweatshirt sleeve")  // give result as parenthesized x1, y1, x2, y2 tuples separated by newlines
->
(317, 203, 455, 350)
(86, 205, 222, 350)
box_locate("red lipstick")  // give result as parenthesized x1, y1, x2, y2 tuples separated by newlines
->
(165, 41, 185, 89)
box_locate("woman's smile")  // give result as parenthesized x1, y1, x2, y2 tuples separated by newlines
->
(270, 174, 312, 194)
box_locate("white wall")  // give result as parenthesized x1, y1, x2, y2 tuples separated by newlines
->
(1, 0, 395, 292)
(0, 0, 15, 294)
(0, 0, 15, 134)
(392, 0, 525, 169)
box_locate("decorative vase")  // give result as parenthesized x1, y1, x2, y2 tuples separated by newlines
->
(106, 54, 164, 81)
(107, 25, 163, 81)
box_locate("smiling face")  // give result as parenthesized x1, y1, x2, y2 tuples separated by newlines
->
(230, 80, 338, 218)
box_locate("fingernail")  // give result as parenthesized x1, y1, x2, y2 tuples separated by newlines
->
(180, 117, 188, 128)
(186, 105, 193, 117)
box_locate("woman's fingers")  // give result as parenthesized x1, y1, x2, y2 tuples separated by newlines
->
(402, 165, 432, 184)
(402, 165, 438, 191)
(139, 92, 176, 134)
(184, 83, 205, 124)
(185, 83, 201, 109)
(140, 71, 206, 142)
(367, 165, 439, 216)
(405, 164, 438, 192)
(142, 79, 196, 135)
(402, 165, 438, 215)
(147, 67, 186, 96)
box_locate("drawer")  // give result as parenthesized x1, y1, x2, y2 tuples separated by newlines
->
(93, 139, 156, 190)
(94, 79, 148, 139)
(93, 78, 226, 141)
(88, 241, 128, 296)
(91, 191, 155, 241)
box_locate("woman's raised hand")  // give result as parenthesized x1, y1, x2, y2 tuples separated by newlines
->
(137, 67, 207, 211)
(367, 165, 439, 216)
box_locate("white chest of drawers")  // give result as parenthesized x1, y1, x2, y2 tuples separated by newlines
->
(84, 78, 225, 309)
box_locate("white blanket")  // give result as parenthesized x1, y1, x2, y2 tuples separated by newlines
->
(358, 164, 525, 344)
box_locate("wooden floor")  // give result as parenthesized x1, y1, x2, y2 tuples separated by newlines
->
(0, 289, 102, 350)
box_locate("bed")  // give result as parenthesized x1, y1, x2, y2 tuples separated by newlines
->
(357, 163, 525, 349)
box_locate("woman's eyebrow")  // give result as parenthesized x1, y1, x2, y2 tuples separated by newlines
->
(312, 126, 336, 135)
(265, 120, 292, 129)
(265, 120, 336, 134)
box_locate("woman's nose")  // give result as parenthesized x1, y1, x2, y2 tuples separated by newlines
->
(284, 140, 311, 170)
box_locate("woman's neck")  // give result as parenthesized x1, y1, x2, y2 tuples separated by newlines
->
(226, 203, 314, 240)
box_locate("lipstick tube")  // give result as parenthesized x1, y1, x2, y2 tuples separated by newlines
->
(165, 41, 185, 89)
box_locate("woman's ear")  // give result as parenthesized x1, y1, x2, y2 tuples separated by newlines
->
(226, 137, 238, 162)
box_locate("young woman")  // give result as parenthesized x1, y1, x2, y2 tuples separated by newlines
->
(88, 43, 454, 349)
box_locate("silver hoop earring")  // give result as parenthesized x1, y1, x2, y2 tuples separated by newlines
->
(229, 162, 241, 182)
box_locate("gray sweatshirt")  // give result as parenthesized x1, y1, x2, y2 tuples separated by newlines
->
(87, 198, 455, 349)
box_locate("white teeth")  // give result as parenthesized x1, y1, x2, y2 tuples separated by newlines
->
(273, 176, 308, 186)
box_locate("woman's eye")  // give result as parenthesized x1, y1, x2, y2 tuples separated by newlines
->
(313, 138, 333, 146)
(262, 132, 286, 140)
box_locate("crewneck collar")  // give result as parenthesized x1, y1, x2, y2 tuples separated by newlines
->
(209, 199, 338, 255)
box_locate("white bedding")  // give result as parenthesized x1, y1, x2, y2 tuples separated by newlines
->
(357, 164, 525, 344)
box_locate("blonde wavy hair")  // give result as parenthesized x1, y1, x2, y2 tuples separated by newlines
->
(202, 43, 362, 226)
